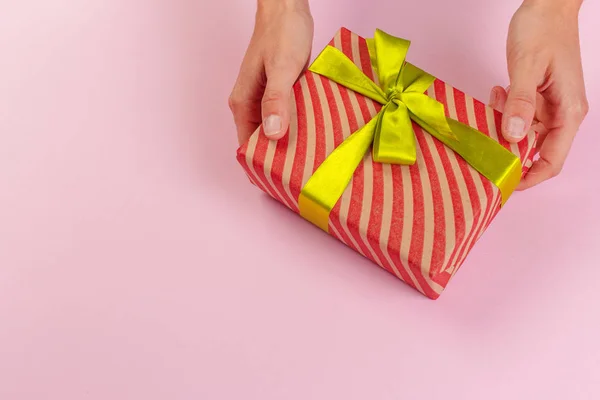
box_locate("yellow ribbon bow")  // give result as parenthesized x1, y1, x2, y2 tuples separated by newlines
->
(298, 29, 522, 232)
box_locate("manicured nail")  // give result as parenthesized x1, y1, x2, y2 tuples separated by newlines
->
(263, 115, 282, 137)
(507, 116, 526, 139)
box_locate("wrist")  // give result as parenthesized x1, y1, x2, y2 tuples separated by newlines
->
(522, 0, 583, 15)
(257, 0, 310, 15)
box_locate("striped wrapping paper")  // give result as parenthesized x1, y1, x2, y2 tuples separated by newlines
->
(237, 28, 537, 299)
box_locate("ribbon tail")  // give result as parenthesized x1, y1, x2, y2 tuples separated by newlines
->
(299, 116, 380, 232)
(430, 118, 522, 205)
(372, 102, 417, 165)
(403, 92, 456, 140)
(401, 62, 435, 94)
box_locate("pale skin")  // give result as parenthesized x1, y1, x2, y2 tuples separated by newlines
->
(229, 0, 588, 190)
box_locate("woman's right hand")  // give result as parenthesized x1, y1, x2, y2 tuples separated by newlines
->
(229, 0, 314, 145)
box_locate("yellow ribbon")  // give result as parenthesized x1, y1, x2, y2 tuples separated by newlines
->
(298, 29, 522, 232)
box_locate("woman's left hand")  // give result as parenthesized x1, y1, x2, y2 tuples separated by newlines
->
(489, 0, 588, 190)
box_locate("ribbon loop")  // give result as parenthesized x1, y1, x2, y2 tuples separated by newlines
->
(309, 46, 388, 104)
(373, 29, 411, 93)
(301, 29, 523, 233)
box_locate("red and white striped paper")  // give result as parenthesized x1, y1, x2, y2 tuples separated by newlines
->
(237, 28, 537, 299)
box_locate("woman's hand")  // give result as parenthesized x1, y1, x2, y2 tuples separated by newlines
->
(229, 0, 313, 145)
(489, 0, 588, 190)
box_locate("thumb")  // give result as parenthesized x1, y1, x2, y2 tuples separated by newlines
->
(502, 61, 544, 142)
(261, 59, 301, 140)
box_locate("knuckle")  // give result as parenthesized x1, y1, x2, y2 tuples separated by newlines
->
(228, 91, 243, 112)
(265, 51, 306, 77)
(509, 91, 536, 109)
(228, 95, 236, 112)
(540, 158, 562, 178)
(579, 98, 590, 118)
(266, 52, 298, 69)
(563, 97, 589, 122)
(262, 89, 285, 106)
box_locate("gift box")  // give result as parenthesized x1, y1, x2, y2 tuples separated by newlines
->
(237, 28, 537, 299)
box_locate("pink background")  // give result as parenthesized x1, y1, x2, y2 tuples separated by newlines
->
(1, 0, 599, 398)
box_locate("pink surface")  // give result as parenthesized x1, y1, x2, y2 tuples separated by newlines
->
(0, 0, 598, 398)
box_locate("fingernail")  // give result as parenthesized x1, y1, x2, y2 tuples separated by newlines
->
(506, 116, 526, 139)
(489, 89, 497, 106)
(263, 115, 282, 137)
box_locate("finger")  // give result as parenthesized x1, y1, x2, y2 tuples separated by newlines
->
(489, 86, 508, 112)
(531, 121, 549, 154)
(511, 86, 549, 128)
(534, 92, 553, 124)
(516, 123, 576, 190)
(229, 49, 266, 145)
(491, 86, 550, 156)
(232, 103, 262, 146)
(502, 58, 545, 143)
(261, 54, 306, 140)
